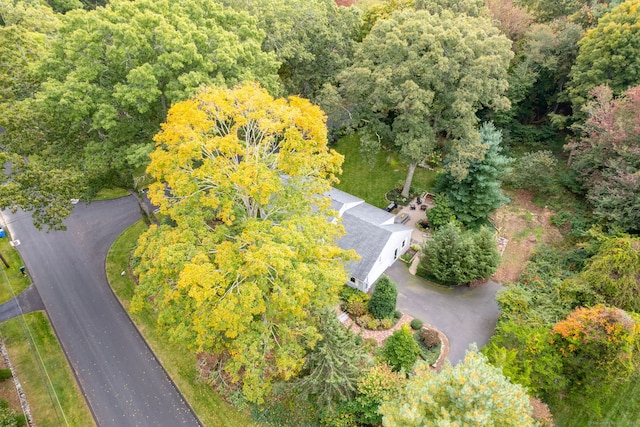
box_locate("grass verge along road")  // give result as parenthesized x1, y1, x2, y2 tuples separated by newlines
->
(106, 220, 254, 427)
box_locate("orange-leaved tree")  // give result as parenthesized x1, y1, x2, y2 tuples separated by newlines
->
(132, 82, 355, 403)
(551, 305, 640, 404)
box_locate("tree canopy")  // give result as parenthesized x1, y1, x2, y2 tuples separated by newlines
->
(551, 305, 640, 404)
(438, 122, 512, 227)
(577, 234, 640, 312)
(223, 0, 360, 100)
(568, 0, 640, 112)
(0, 0, 279, 228)
(567, 85, 640, 233)
(133, 83, 353, 403)
(329, 7, 512, 196)
(380, 348, 536, 427)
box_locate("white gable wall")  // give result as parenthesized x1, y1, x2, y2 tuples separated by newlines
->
(363, 228, 412, 292)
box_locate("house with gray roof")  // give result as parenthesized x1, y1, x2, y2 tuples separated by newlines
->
(330, 188, 412, 293)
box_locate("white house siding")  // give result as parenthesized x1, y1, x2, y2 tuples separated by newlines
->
(364, 227, 412, 290)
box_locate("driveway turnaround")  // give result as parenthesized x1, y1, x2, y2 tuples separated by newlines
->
(1, 197, 200, 426)
(385, 262, 503, 364)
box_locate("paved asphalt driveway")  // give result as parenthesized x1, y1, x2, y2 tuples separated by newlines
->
(385, 262, 503, 364)
(1, 197, 200, 426)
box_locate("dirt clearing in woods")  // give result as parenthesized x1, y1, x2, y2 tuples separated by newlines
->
(491, 190, 563, 284)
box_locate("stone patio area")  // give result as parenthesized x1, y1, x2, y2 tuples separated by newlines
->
(393, 193, 434, 246)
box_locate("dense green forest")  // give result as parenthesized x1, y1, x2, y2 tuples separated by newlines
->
(1, 0, 638, 426)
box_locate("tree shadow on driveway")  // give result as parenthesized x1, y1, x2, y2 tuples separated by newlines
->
(385, 261, 502, 364)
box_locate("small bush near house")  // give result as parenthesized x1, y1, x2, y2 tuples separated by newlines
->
(368, 276, 398, 320)
(346, 301, 368, 317)
(410, 319, 423, 330)
(419, 328, 440, 348)
(414, 329, 442, 365)
(394, 310, 403, 320)
(354, 314, 398, 331)
(352, 364, 406, 426)
(340, 285, 370, 317)
(383, 324, 421, 372)
(426, 194, 456, 229)
(340, 285, 369, 305)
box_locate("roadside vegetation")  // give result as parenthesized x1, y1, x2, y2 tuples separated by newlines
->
(0, 231, 92, 426)
(105, 220, 254, 427)
(0, 313, 94, 427)
(0, 239, 30, 304)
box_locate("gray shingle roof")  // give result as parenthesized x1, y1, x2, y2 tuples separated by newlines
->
(338, 211, 392, 280)
(346, 202, 394, 226)
(329, 188, 411, 283)
(329, 188, 363, 207)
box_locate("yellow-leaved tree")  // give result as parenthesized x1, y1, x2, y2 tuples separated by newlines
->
(132, 83, 354, 402)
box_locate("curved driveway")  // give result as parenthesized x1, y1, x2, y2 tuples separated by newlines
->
(1, 197, 200, 426)
(385, 262, 503, 364)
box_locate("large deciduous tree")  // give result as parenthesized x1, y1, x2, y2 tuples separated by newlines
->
(1, 0, 279, 229)
(577, 234, 640, 313)
(567, 85, 640, 233)
(568, 0, 640, 113)
(329, 7, 512, 197)
(380, 348, 536, 426)
(551, 305, 640, 405)
(133, 83, 353, 403)
(438, 122, 512, 227)
(0, 1, 83, 229)
(223, 0, 360, 100)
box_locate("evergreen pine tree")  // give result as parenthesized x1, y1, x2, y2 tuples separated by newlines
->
(293, 307, 372, 415)
(418, 222, 474, 285)
(472, 226, 501, 280)
(440, 122, 512, 227)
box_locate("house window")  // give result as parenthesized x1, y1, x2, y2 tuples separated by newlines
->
(350, 277, 355, 283)
(402, 239, 406, 248)
(394, 248, 398, 259)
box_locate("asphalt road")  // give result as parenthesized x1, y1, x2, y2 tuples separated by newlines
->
(1, 197, 200, 426)
(386, 262, 502, 364)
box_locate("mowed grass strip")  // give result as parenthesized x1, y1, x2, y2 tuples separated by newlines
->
(0, 312, 95, 427)
(106, 221, 254, 427)
(93, 187, 130, 200)
(333, 133, 437, 208)
(0, 236, 31, 304)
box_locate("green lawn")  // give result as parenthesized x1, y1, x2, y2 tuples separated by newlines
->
(0, 237, 30, 304)
(0, 312, 95, 427)
(93, 187, 130, 200)
(106, 221, 254, 427)
(333, 133, 437, 208)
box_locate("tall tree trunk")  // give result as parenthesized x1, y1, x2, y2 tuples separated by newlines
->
(128, 189, 159, 226)
(402, 163, 417, 198)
